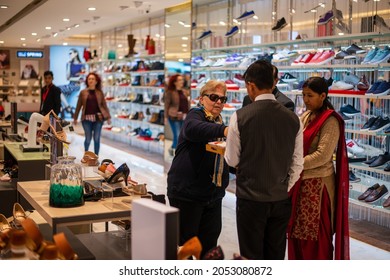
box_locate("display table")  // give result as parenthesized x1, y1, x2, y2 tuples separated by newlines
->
(17, 180, 132, 234)
(4, 142, 50, 181)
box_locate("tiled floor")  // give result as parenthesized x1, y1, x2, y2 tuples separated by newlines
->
(66, 129, 390, 260)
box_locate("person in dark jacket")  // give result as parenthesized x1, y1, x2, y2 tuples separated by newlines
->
(167, 80, 229, 258)
(40, 71, 62, 116)
(242, 65, 295, 111)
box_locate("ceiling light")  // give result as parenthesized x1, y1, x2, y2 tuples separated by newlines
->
(156, 34, 160, 38)
(182, 44, 187, 47)
(74, 24, 80, 28)
(183, 49, 187, 52)
(178, 21, 185, 25)
(37, 39, 41, 42)
(63, 42, 68, 46)
(219, 21, 226, 26)
(0, 5, 8, 9)
(319, 3, 325, 7)
(31, 32, 37, 36)
(67, 27, 71, 30)
(63, 18, 70, 22)
(22, 43, 26, 47)
(184, 24, 191, 28)
(178, 59, 184, 62)
(233, 19, 238, 23)
(88, 7, 96, 11)
(291, 9, 296, 14)
(272, 11, 276, 15)
(373, 0, 380, 1)
(181, 37, 188, 40)
(20, 38, 26, 41)
(118, 44, 123, 48)
(53, 33, 58, 37)
(0, 41, 4, 44)
(338, 32, 344, 36)
(311, 9, 317, 13)
(45, 26, 51, 30)
(253, 15, 259, 19)
(165, 24, 170, 28)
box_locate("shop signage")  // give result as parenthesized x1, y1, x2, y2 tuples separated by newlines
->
(16, 51, 44, 58)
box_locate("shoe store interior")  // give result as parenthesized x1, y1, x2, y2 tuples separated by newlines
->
(0, 0, 389, 261)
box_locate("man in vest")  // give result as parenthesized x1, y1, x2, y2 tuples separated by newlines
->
(225, 60, 303, 260)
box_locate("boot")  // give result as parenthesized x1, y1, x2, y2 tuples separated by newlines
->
(149, 113, 159, 123)
(125, 34, 137, 57)
(145, 35, 150, 50)
(148, 38, 155, 55)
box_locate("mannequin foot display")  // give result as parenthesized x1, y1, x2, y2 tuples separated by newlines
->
(106, 163, 130, 186)
(177, 236, 202, 260)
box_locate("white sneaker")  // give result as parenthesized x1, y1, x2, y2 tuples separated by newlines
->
(238, 57, 254, 68)
(346, 139, 365, 154)
(199, 59, 214, 67)
(330, 81, 354, 90)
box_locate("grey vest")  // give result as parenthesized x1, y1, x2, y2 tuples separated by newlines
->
(236, 99, 300, 202)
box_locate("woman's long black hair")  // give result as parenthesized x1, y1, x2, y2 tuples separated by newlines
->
(302, 77, 334, 112)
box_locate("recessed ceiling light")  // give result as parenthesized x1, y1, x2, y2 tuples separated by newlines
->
(0, 41, 4, 44)
(74, 24, 80, 28)
(181, 36, 188, 40)
(253, 15, 259, 19)
(182, 44, 187, 47)
(63, 18, 70, 22)
(45, 26, 52, 30)
(67, 27, 71, 30)
(118, 44, 123, 48)
(37, 39, 41, 42)
(184, 24, 191, 28)
(63, 42, 68, 46)
(178, 59, 184, 62)
(88, 7, 96, 11)
(156, 34, 161, 37)
(20, 38, 26, 41)
(164, 24, 170, 28)
(53, 33, 58, 37)
(31, 32, 37, 36)
(219, 21, 226, 26)
(338, 32, 344, 36)
(233, 19, 238, 23)
(0, 5, 8, 9)
(22, 43, 26, 46)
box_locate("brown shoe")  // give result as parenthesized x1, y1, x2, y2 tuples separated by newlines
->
(383, 196, 390, 208)
(365, 185, 388, 203)
(358, 183, 380, 200)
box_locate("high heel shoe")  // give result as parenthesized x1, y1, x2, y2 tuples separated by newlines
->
(81, 151, 99, 166)
(47, 123, 71, 144)
(106, 163, 130, 186)
(13, 203, 27, 228)
(0, 214, 12, 233)
(177, 236, 202, 260)
(98, 159, 115, 174)
(39, 110, 60, 132)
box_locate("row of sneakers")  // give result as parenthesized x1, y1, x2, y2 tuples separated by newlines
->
(361, 116, 390, 133)
(191, 54, 255, 69)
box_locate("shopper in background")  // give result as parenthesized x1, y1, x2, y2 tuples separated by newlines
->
(74, 73, 111, 155)
(225, 60, 303, 260)
(242, 64, 295, 111)
(167, 80, 229, 258)
(288, 77, 350, 260)
(40, 71, 62, 116)
(0, 50, 10, 69)
(164, 74, 190, 156)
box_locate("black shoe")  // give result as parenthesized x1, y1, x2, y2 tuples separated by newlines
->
(346, 43, 366, 54)
(334, 50, 351, 59)
(384, 161, 390, 172)
(132, 94, 143, 103)
(385, 125, 390, 134)
(358, 183, 380, 200)
(369, 152, 390, 167)
(4, 114, 11, 121)
(365, 185, 388, 203)
(272, 17, 287, 31)
(106, 163, 130, 186)
(349, 170, 361, 183)
(338, 111, 352, 123)
(340, 104, 360, 117)
(361, 116, 379, 131)
(363, 156, 378, 165)
(368, 117, 390, 132)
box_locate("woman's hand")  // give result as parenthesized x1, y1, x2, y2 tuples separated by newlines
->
(73, 119, 78, 126)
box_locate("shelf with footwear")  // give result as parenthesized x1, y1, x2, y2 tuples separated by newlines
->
(349, 162, 390, 176)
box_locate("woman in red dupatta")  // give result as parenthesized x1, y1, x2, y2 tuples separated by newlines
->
(288, 77, 350, 260)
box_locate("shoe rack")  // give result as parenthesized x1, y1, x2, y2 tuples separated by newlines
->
(86, 54, 165, 155)
(191, 0, 390, 228)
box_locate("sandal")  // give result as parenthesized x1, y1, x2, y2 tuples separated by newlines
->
(81, 151, 99, 166)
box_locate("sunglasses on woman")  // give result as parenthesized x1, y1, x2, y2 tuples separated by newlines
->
(203, 93, 228, 104)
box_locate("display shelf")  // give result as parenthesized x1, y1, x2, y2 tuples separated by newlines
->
(192, 32, 390, 54)
(101, 71, 132, 76)
(112, 117, 164, 129)
(283, 90, 390, 100)
(132, 85, 165, 90)
(130, 70, 165, 76)
(87, 54, 165, 65)
(349, 162, 390, 176)
(345, 129, 389, 137)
